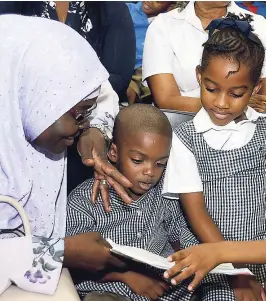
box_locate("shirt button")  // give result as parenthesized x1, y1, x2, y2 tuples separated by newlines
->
(137, 210, 142, 216)
(137, 232, 142, 239)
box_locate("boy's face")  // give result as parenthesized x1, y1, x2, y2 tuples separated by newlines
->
(109, 131, 171, 201)
(196, 57, 262, 126)
(142, 1, 173, 17)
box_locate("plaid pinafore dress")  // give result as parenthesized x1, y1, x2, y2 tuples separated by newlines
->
(175, 117, 266, 298)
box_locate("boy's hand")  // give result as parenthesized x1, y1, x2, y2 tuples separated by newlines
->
(122, 271, 169, 300)
(229, 275, 264, 301)
(164, 244, 220, 290)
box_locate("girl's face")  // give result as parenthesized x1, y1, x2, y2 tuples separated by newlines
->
(34, 98, 97, 154)
(196, 57, 262, 126)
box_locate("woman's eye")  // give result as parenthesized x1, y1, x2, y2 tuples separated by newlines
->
(132, 159, 143, 164)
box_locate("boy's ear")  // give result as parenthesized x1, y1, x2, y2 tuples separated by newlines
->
(252, 79, 263, 95)
(107, 142, 118, 163)
(196, 65, 202, 86)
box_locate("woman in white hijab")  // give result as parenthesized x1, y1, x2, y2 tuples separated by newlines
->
(0, 14, 124, 295)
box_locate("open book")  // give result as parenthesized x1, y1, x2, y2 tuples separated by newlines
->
(107, 239, 253, 276)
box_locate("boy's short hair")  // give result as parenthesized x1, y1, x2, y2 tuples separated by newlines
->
(113, 104, 172, 145)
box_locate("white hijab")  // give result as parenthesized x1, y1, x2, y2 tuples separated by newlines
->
(0, 15, 109, 238)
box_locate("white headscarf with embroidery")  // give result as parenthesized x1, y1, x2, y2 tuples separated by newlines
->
(0, 15, 109, 237)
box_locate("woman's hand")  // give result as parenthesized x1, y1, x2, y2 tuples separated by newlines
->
(164, 244, 221, 290)
(77, 128, 132, 212)
(249, 94, 266, 113)
(64, 232, 126, 272)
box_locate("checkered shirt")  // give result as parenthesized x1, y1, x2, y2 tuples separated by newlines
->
(175, 117, 266, 292)
(66, 176, 197, 301)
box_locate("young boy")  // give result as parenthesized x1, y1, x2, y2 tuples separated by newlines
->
(66, 104, 197, 301)
(126, 2, 180, 104)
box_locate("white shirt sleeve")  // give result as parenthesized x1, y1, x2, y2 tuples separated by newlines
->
(163, 134, 203, 196)
(89, 80, 119, 139)
(142, 15, 174, 81)
(0, 236, 63, 295)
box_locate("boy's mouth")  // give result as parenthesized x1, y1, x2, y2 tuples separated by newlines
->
(138, 181, 153, 191)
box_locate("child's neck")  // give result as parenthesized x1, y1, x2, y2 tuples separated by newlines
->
(126, 188, 144, 202)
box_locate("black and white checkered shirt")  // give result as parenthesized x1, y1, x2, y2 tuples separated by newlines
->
(66, 177, 197, 301)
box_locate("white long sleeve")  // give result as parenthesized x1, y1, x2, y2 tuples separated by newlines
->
(89, 80, 119, 139)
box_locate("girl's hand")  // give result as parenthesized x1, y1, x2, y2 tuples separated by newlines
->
(163, 244, 221, 291)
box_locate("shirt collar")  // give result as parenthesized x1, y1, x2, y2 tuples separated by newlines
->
(194, 107, 261, 133)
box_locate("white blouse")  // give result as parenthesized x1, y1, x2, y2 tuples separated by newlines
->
(143, 1, 266, 97)
(163, 107, 265, 195)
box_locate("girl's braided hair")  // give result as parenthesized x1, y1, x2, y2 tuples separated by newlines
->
(201, 13, 265, 84)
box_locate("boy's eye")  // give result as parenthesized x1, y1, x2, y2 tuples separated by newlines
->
(156, 161, 168, 167)
(206, 87, 218, 93)
(230, 93, 244, 98)
(131, 158, 143, 164)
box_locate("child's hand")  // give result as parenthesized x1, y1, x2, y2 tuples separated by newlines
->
(122, 271, 169, 300)
(229, 275, 264, 301)
(163, 244, 220, 291)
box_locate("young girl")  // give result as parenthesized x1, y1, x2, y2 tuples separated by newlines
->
(162, 16, 265, 300)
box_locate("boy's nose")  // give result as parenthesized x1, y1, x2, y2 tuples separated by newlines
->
(143, 164, 155, 177)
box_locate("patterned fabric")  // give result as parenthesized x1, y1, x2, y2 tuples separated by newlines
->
(66, 177, 198, 301)
(175, 117, 266, 287)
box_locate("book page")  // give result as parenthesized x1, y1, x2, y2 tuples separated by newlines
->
(107, 239, 254, 276)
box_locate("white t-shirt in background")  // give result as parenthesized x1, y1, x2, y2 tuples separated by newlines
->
(143, 1, 266, 98)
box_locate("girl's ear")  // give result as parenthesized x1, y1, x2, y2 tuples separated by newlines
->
(252, 79, 263, 95)
(196, 65, 202, 86)
(107, 142, 118, 163)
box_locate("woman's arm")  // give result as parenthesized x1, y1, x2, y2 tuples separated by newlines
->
(101, 2, 135, 98)
(143, 15, 201, 112)
(164, 240, 266, 289)
(147, 74, 202, 112)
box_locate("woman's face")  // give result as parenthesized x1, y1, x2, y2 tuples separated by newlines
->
(34, 98, 97, 154)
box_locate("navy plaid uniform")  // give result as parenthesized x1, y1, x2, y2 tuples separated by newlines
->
(175, 117, 266, 300)
(66, 176, 198, 301)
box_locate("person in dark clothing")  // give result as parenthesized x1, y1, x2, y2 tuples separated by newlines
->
(0, 1, 136, 100)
